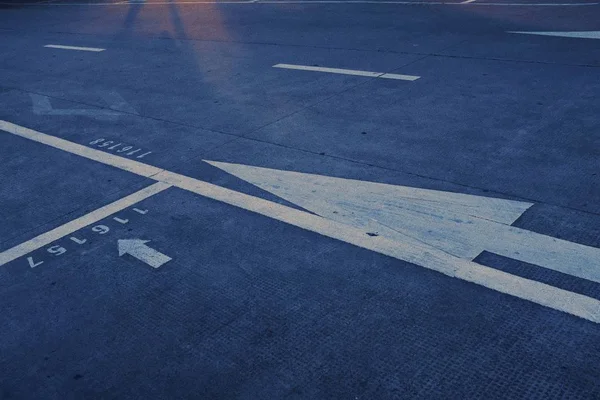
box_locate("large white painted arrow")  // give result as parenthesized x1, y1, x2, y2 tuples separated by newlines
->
(1, 116, 599, 322)
(509, 31, 600, 40)
(207, 160, 600, 285)
(118, 239, 172, 269)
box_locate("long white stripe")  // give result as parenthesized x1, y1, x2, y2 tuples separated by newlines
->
(1, 120, 599, 323)
(44, 44, 106, 52)
(273, 63, 420, 81)
(0, 182, 171, 266)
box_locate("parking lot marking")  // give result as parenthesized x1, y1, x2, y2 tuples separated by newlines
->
(273, 64, 420, 81)
(0, 182, 170, 267)
(44, 44, 106, 52)
(1, 119, 599, 323)
(509, 31, 600, 40)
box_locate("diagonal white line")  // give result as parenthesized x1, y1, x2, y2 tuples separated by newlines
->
(0, 182, 171, 266)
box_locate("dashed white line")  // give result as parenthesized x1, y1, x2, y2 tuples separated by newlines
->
(0, 119, 599, 324)
(273, 63, 420, 81)
(44, 44, 106, 52)
(0, 181, 171, 267)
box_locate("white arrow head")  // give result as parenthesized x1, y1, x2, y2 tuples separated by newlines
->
(205, 160, 533, 259)
(118, 239, 171, 269)
(205, 160, 600, 284)
(118, 239, 151, 256)
(509, 31, 600, 40)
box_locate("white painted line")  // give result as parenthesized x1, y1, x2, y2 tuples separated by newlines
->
(273, 63, 420, 81)
(44, 44, 106, 52)
(460, 0, 476, 3)
(1, 119, 599, 324)
(0, 181, 170, 267)
(0, 120, 163, 178)
(508, 31, 600, 40)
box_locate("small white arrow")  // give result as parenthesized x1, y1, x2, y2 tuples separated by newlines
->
(118, 239, 171, 269)
(509, 31, 600, 40)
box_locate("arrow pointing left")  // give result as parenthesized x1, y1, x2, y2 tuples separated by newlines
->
(118, 239, 172, 269)
(29, 92, 136, 121)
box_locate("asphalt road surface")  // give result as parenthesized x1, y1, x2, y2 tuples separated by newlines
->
(1, 0, 599, 398)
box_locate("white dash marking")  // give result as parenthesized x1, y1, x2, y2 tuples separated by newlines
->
(44, 44, 106, 52)
(273, 63, 420, 81)
(0, 182, 170, 267)
(508, 31, 600, 40)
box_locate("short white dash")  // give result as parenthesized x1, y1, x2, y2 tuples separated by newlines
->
(273, 63, 420, 81)
(44, 44, 106, 52)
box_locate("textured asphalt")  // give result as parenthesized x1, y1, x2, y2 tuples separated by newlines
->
(0, 0, 599, 398)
